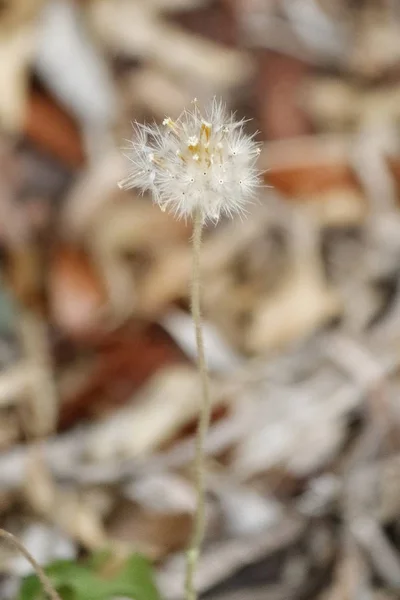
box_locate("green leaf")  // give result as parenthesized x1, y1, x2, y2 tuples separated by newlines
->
(107, 554, 160, 600)
(18, 572, 45, 600)
(84, 549, 112, 572)
(17, 552, 161, 600)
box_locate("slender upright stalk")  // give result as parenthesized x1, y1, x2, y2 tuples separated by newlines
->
(185, 207, 212, 600)
(118, 97, 262, 600)
(0, 529, 61, 600)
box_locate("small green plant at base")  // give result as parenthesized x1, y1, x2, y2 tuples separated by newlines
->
(18, 552, 160, 600)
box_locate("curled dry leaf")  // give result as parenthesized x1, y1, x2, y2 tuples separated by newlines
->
(49, 245, 108, 338)
(152, 25, 253, 92)
(212, 483, 283, 537)
(88, 0, 252, 91)
(256, 51, 311, 139)
(59, 323, 186, 430)
(231, 384, 351, 480)
(0, 25, 36, 132)
(263, 135, 363, 204)
(107, 501, 193, 560)
(88, 198, 189, 320)
(0, 362, 40, 409)
(123, 68, 193, 121)
(245, 256, 340, 354)
(124, 473, 197, 514)
(303, 77, 359, 132)
(61, 149, 127, 238)
(349, 13, 400, 78)
(171, 0, 237, 47)
(85, 365, 222, 462)
(25, 90, 85, 168)
(136, 248, 190, 317)
(34, 0, 116, 133)
(305, 76, 400, 131)
(0, 0, 46, 33)
(6, 244, 43, 309)
(17, 309, 58, 437)
(0, 412, 19, 451)
(24, 449, 107, 549)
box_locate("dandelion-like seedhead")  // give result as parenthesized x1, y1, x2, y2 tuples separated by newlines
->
(118, 98, 263, 222)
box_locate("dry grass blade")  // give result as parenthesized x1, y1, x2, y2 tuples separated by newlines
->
(0, 528, 61, 600)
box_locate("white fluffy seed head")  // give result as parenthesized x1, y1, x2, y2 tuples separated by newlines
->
(119, 98, 263, 223)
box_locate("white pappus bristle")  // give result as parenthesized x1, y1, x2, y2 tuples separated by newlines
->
(119, 98, 263, 223)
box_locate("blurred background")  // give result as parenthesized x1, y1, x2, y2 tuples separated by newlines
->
(2, 0, 400, 598)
